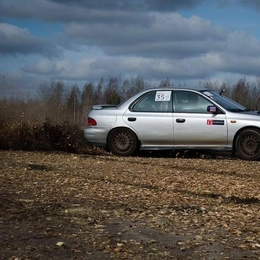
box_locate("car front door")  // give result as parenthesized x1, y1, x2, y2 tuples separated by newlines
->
(173, 90, 228, 147)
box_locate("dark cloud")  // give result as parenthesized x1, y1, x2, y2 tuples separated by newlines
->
(0, 0, 204, 24)
(141, 0, 204, 11)
(22, 58, 56, 75)
(63, 14, 226, 59)
(0, 0, 260, 92)
(239, 0, 260, 10)
(0, 0, 152, 25)
(0, 0, 87, 22)
(0, 23, 61, 57)
(219, 54, 260, 76)
(49, 0, 204, 12)
(48, 0, 137, 11)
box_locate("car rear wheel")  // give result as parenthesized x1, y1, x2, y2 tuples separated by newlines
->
(108, 128, 138, 156)
(235, 129, 260, 160)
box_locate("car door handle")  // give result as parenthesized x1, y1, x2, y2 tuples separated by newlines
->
(128, 117, 136, 122)
(176, 118, 185, 123)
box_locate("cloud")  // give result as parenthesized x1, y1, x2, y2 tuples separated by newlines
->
(22, 57, 94, 80)
(63, 13, 227, 59)
(0, 0, 146, 23)
(226, 31, 260, 57)
(0, 23, 61, 57)
(20, 55, 218, 82)
(218, 54, 260, 76)
(239, 0, 260, 10)
(21, 39, 260, 83)
(23, 58, 56, 75)
(0, 0, 205, 23)
(0, 0, 91, 22)
(1, 0, 260, 94)
(50, 0, 204, 11)
(18, 1, 260, 82)
(0, 70, 47, 97)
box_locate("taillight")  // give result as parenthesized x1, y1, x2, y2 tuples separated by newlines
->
(88, 117, 97, 126)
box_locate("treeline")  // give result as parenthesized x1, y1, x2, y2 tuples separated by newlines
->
(201, 77, 260, 111)
(1, 75, 260, 153)
(0, 75, 149, 125)
(1, 75, 260, 126)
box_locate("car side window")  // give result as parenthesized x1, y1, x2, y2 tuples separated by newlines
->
(174, 91, 213, 113)
(132, 91, 172, 112)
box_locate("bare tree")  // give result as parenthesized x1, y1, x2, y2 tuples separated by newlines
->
(66, 84, 81, 124)
(246, 76, 260, 111)
(198, 80, 221, 90)
(104, 77, 121, 104)
(231, 78, 250, 108)
(81, 82, 94, 125)
(159, 78, 171, 87)
(121, 74, 147, 100)
(48, 81, 65, 122)
(93, 77, 105, 104)
(37, 83, 50, 122)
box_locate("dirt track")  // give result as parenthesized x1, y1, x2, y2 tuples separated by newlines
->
(1, 150, 260, 259)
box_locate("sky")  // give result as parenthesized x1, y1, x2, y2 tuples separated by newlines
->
(1, 0, 260, 97)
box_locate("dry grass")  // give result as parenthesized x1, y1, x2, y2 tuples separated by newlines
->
(1, 150, 260, 259)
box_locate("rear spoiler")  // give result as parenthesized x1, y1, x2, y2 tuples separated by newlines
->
(92, 104, 117, 110)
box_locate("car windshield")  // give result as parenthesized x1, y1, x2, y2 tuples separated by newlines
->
(201, 90, 247, 112)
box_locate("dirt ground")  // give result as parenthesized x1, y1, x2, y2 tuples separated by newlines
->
(1, 150, 260, 260)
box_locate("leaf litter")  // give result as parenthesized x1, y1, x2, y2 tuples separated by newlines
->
(0, 150, 260, 259)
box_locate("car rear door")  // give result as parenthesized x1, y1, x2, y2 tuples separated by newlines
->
(122, 90, 174, 147)
(173, 90, 228, 147)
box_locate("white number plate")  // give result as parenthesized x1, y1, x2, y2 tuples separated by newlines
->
(155, 91, 171, 101)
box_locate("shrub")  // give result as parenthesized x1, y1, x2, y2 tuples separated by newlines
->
(0, 119, 88, 153)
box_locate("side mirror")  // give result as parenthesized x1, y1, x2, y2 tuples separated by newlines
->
(207, 105, 218, 114)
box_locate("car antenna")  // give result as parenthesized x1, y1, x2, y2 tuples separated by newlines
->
(219, 87, 226, 96)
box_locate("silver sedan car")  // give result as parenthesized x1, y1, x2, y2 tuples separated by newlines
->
(84, 88, 260, 160)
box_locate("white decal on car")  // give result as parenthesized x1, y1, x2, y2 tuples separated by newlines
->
(155, 91, 171, 101)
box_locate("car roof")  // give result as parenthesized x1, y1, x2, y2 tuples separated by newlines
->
(138, 87, 209, 94)
(149, 86, 209, 90)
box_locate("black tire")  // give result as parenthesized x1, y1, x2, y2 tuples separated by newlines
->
(107, 128, 138, 156)
(235, 129, 260, 160)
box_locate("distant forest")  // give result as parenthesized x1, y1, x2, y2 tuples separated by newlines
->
(1, 75, 260, 126)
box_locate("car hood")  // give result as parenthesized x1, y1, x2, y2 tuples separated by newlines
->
(228, 110, 260, 120)
(239, 110, 260, 116)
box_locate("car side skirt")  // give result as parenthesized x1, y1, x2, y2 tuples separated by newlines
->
(139, 146, 232, 151)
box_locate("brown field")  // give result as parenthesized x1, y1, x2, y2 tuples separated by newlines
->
(1, 150, 260, 260)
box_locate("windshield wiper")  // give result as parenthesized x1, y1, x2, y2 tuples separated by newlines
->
(229, 109, 244, 112)
(229, 108, 252, 112)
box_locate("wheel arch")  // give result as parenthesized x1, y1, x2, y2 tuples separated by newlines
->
(232, 126, 260, 147)
(232, 126, 260, 153)
(106, 126, 141, 151)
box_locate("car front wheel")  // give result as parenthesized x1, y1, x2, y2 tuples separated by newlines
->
(107, 128, 138, 156)
(235, 129, 260, 160)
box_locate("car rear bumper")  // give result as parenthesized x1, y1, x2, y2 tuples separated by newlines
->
(84, 127, 108, 147)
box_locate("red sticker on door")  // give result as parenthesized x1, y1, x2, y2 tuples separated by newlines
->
(207, 120, 224, 125)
